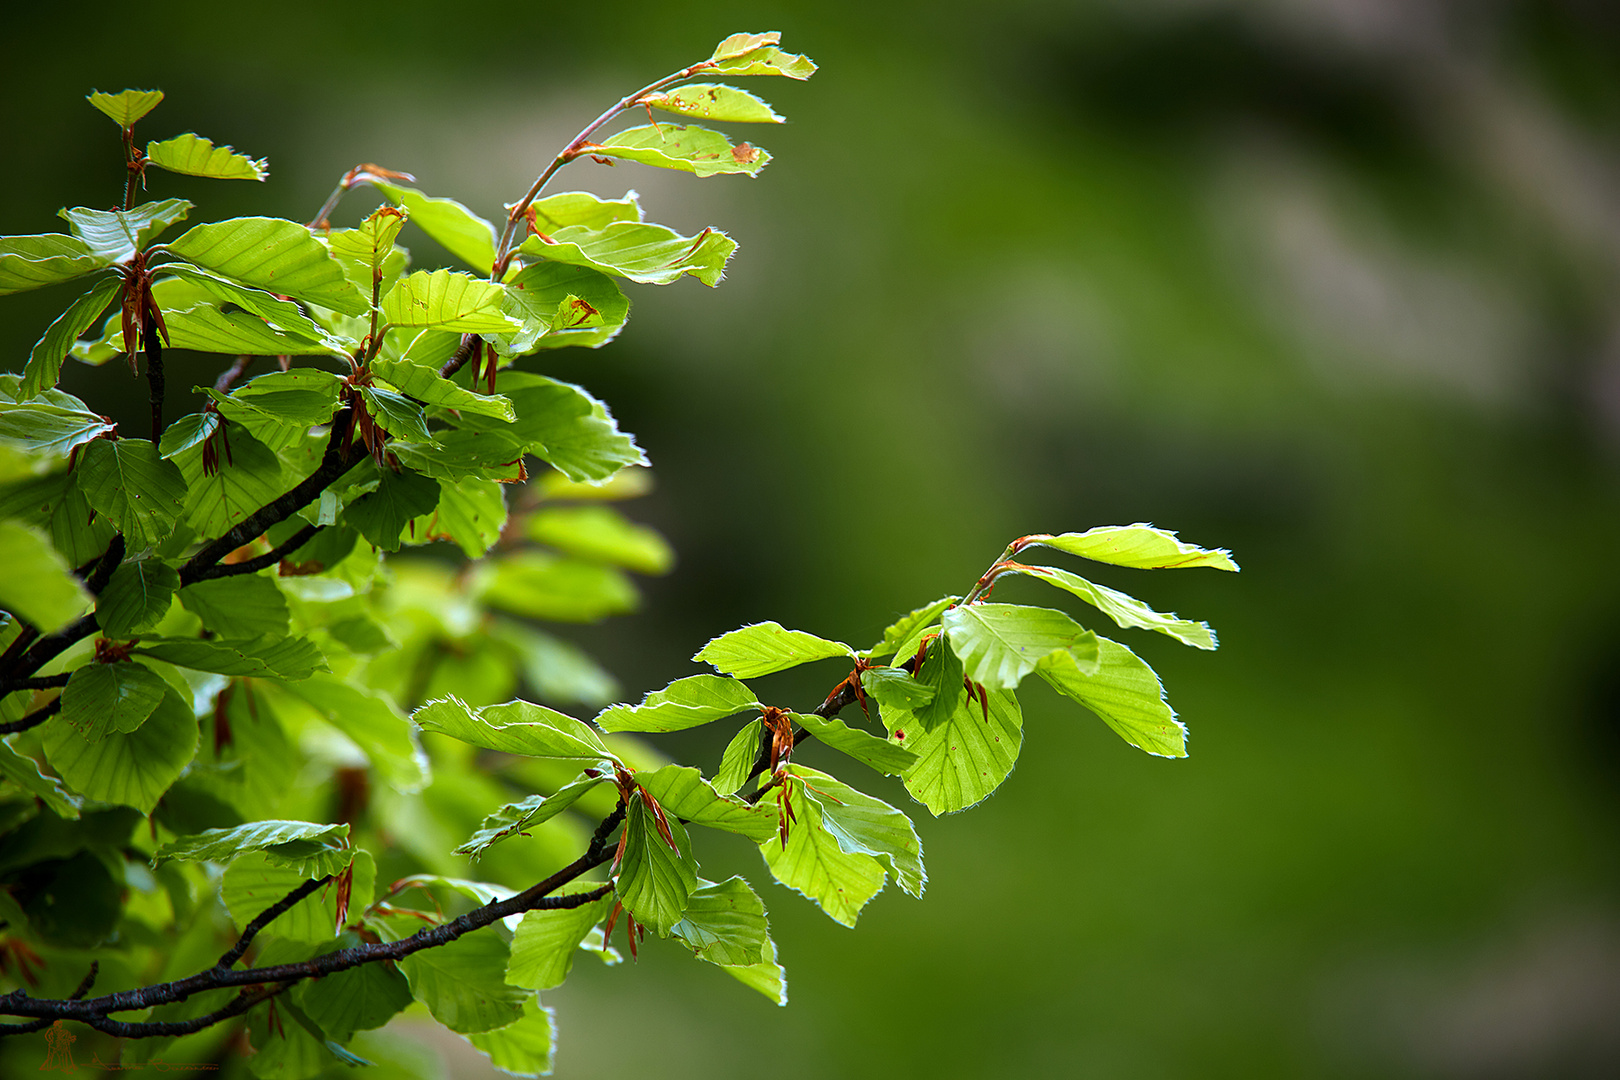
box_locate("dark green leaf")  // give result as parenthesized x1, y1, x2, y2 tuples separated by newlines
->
(153, 820, 350, 871)
(178, 574, 291, 638)
(41, 684, 197, 813)
(97, 558, 177, 637)
(77, 438, 188, 551)
(346, 464, 440, 551)
(298, 936, 413, 1042)
(913, 634, 964, 731)
(60, 661, 168, 738)
(222, 850, 374, 943)
(131, 634, 327, 680)
(0, 740, 82, 820)
(398, 928, 528, 1034)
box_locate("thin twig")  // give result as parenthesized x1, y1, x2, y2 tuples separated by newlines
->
(183, 524, 323, 585)
(0, 697, 61, 736)
(215, 876, 331, 971)
(214, 355, 256, 394)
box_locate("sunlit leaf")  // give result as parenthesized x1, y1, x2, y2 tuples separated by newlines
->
(1020, 524, 1240, 571)
(615, 793, 698, 935)
(167, 216, 367, 316)
(589, 125, 770, 178)
(20, 274, 121, 399)
(0, 520, 91, 632)
(761, 775, 885, 927)
(596, 674, 758, 734)
(941, 602, 1098, 691)
(1036, 638, 1188, 758)
(153, 820, 350, 873)
(885, 686, 1023, 817)
(414, 695, 615, 764)
(527, 505, 671, 574)
(505, 884, 615, 990)
(643, 83, 784, 123)
(671, 876, 771, 966)
(380, 269, 519, 333)
(145, 133, 268, 181)
(0, 234, 109, 295)
(59, 199, 192, 263)
(86, 88, 163, 127)
(364, 178, 497, 273)
(514, 221, 736, 287)
(790, 712, 917, 777)
(454, 776, 604, 859)
(131, 634, 327, 680)
(96, 557, 179, 637)
(636, 764, 777, 841)
(693, 621, 853, 678)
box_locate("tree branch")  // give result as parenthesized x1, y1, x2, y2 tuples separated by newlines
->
(183, 525, 323, 585)
(0, 696, 61, 736)
(215, 876, 332, 971)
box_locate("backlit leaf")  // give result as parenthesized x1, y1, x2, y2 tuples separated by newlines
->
(1020, 524, 1240, 571)
(589, 125, 770, 178)
(59, 199, 192, 263)
(96, 557, 179, 637)
(0, 520, 91, 631)
(527, 505, 671, 574)
(20, 274, 121, 399)
(636, 764, 777, 842)
(761, 775, 886, 927)
(471, 551, 637, 622)
(145, 133, 268, 181)
(0, 401, 116, 457)
(1036, 638, 1188, 758)
(505, 885, 615, 990)
(1003, 563, 1216, 649)
(153, 820, 350, 871)
(371, 357, 515, 420)
(671, 876, 770, 966)
(863, 595, 959, 660)
(615, 793, 698, 935)
(643, 83, 784, 123)
(178, 573, 291, 639)
(791, 766, 925, 898)
(87, 88, 163, 127)
(77, 438, 186, 550)
(465, 997, 555, 1076)
(942, 602, 1099, 691)
(414, 695, 615, 764)
(454, 776, 604, 859)
(514, 222, 736, 287)
(380, 270, 519, 334)
(0, 234, 108, 295)
(167, 216, 367, 316)
(713, 719, 762, 797)
(886, 686, 1023, 817)
(790, 712, 917, 777)
(364, 178, 497, 273)
(694, 621, 853, 678)
(131, 634, 327, 680)
(596, 674, 758, 734)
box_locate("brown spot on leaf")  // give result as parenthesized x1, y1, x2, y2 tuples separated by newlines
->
(732, 143, 761, 165)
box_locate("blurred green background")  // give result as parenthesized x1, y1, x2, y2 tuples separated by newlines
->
(5, 0, 1620, 1075)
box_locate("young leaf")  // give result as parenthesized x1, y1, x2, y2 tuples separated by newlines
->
(357, 386, 433, 444)
(413, 696, 616, 764)
(863, 596, 959, 660)
(527, 506, 671, 574)
(77, 437, 189, 551)
(671, 876, 771, 966)
(505, 376, 648, 483)
(454, 776, 604, 859)
(0, 401, 116, 457)
(166, 216, 367, 316)
(615, 794, 698, 935)
(636, 764, 778, 842)
(0, 234, 108, 295)
(889, 686, 1023, 816)
(173, 426, 289, 540)
(96, 557, 180, 637)
(505, 886, 616, 990)
(60, 661, 169, 739)
(588, 125, 770, 178)
(298, 940, 413, 1043)
(912, 634, 965, 731)
(471, 552, 637, 622)
(152, 820, 350, 870)
(715, 719, 763, 797)
(41, 684, 197, 814)
(515, 221, 736, 287)
(59, 199, 192, 263)
(941, 602, 1099, 691)
(497, 261, 628, 354)
(643, 84, 784, 123)
(595, 674, 759, 734)
(87, 88, 163, 127)
(145, 134, 268, 181)
(761, 776, 886, 927)
(1037, 638, 1188, 758)
(859, 666, 935, 711)
(20, 274, 122, 399)
(465, 998, 555, 1077)
(344, 465, 440, 552)
(131, 634, 327, 680)
(178, 574, 292, 639)
(526, 190, 642, 232)
(791, 766, 925, 898)
(379, 270, 520, 333)
(161, 263, 344, 347)
(694, 621, 854, 679)
(0, 520, 92, 632)
(1020, 524, 1240, 572)
(722, 935, 787, 1005)
(363, 178, 498, 273)
(414, 476, 508, 558)
(371, 358, 515, 421)
(1002, 563, 1216, 649)
(790, 712, 918, 777)
(222, 850, 374, 943)
(708, 41, 818, 80)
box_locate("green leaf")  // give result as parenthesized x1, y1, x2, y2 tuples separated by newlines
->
(178, 574, 291, 638)
(515, 221, 736, 286)
(278, 675, 428, 793)
(145, 133, 268, 181)
(1037, 637, 1188, 758)
(589, 124, 770, 178)
(161, 263, 345, 346)
(859, 666, 935, 711)
(166, 216, 367, 316)
(493, 621, 619, 707)
(158, 300, 346, 358)
(174, 426, 289, 540)
(471, 552, 637, 622)
(596, 674, 758, 734)
(497, 261, 628, 354)
(298, 936, 413, 1042)
(791, 765, 925, 898)
(371, 358, 515, 420)
(527, 505, 671, 574)
(465, 997, 555, 1077)
(153, 820, 350, 872)
(912, 634, 964, 731)
(0, 234, 108, 295)
(41, 684, 196, 813)
(0, 468, 113, 567)
(722, 936, 787, 1005)
(380, 270, 520, 333)
(96, 557, 179, 637)
(761, 775, 886, 927)
(345, 465, 440, 551)
(713, 719, 762, 797)
(707, 37, 818, 80)
(0, 400, 116, 456)
(0, 740, 82, 820)
(1020, 524, 1240, 571)
(357, 386, 433, 445)
(942, 602, 1099, 691)
(888, 686, 1023, 816)
(636, 764, 777, 842)
(671, 876, 770, 966)
(415, 476, 507, 558)
(693, 621, 853, 678)
(386, 874, 515, 908)
(643, 83, 784, 123)
(399, 928, 528, 1034)
(60, 661, 168, 738)
(1003, 563, 1216, 649)
(20, 274, 122, 399)
(0, 520, 91, 631)
(514, 376, 647, 483)
(222, 850, 374, 943)
(709, 31, 785, 62)
(414, 696, 615, 764)
(87, 88, 163, 126)
(863, 596, 959, 660)
(454, 776, 604, 859)
(790, 712, 917, 777)
(77, 438, 188, 551)
(526, 190, 641, 232)
(131, 634, 327, 680)
(364, 178, 498, 273)
(59, 199, 192, 263)
(505, 886, 615, 990)
(615, 793, 698, 936)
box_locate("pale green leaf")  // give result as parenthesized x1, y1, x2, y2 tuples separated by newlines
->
(722, 935, 787, 1005)
(0, 400, 116, 457)
(887, 686, 1023, 816)
(87, 88, 163, 126)
(863, 595, 959, 660)
(515, 221, 736, 287)
(942, 602, 1099, 691)
(713, 719, 762, 797)
(371, 357, 515, 420)
(131, 634, 327, 680)
(596, 674, 758, 734)
(708, 40, 818, 80)
(471, 551, 637, 622)
(222, 850, 374, 943)
(158, 300, 347, 358)
(761, 776, 886, 927)
(414, 695, 615, 764)
(527, 505, 671, 574)
(167, 216, 367, 316)
(524, 190, 641, 233)
(859, 667, 935, 712)
(791, 765, 925, 898)
(364, 178, 497, 273)
(0, 520, 91, 631)
(693, 621, 853, 679)
(454, 776, 604, 859)
(60, 661, 168, 739)
(615, 794, 698, 935)
(400, 928, 528, 1034)
(671, 876, 770, 966)
(636, 764, 777, 842)
(357, 385, 432, 444)
(77, 437, 188, 551)
(492, 621, 619, 707)
(145, 133, 268, 181)
(380, 270, 520, 334)
(59, 199, 192, 263)
(178, 574, 291, 639)
(790, 712, 917, 777)
(497, 261, 628, 354)
(643, 83, 784, 123)
(505, 886, 615, 990)
(589, 125, 770, 178)
(465, 997, 555, 1077)
(153, 820, 350, 871)
(912, 634, 964, 731)
(96, 557, 179, 637)
(0, 234, 108, 296)
(298, 938, 413, 1043)
(414, 476, 507, 558)
(323, 204, 407, 289)
(1037, 637, 1188, 758)
(1004, 563, 1216, 649)
(20, 274, 121, 399)
(279, 675, 429, 793)
(173, 426, 289, 541)
(1021, 524, 1240, 571)
(41, 684, 196, 813)
(161, 263, 345, 347)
